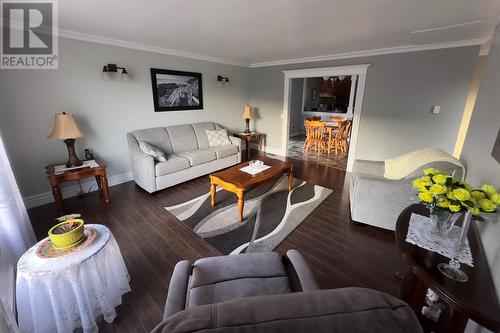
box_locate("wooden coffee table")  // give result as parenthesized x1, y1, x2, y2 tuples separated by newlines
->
(209, 158, 293, 222)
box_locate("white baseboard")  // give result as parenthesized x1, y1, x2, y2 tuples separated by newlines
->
(249, 143, 284, 156)
(24, 171, 133, 209)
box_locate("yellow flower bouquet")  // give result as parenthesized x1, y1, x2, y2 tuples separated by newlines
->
(413, 168, 498, 218)
(413, 169, 498, 282)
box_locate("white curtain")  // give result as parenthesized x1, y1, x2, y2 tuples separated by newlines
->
(0, 134, 36, 266)
(0, 134, 35, 332)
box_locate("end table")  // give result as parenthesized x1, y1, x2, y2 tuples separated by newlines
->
(46, 160, 110, 214)
(396, 204, 500, 333)
(233, 132, 265, 161)
(16, 224, 131, 333)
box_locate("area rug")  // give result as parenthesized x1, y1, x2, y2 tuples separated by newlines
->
(165, 176, 332, 254)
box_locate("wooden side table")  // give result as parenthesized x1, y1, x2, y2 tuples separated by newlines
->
(233, 132, 265, 160)
(396, 204, 500, 333)
(46, 160, 110, 214)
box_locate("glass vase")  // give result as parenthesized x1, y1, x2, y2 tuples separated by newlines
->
(437, 210, 471, 282)
(429, 207, 460, 238)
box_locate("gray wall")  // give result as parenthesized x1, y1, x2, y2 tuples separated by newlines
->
(289, 78, 304, 135)
(249, 46, 479, 159)
(0, 38, 250, 197)
(461, 25, 500, 333)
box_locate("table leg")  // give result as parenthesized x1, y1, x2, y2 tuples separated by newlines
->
(210, 182, 216, 207)
(101, 175, 110, 206)
(400, 271, 427, 316)
(448, 308, 468, 333)
(245, 139, 250, 161)
(95, 176, 102, 192)
(51, 184, 64, 214)
(258, 135, 263, 156)
(237, 191, 244, 222)
(288, 167, 294, 191)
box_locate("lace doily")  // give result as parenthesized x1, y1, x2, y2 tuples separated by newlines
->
(406, 213, 473, 267)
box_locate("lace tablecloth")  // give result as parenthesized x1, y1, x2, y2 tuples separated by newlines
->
(16, 224, 131, 333)
(406, 213, 473, 267)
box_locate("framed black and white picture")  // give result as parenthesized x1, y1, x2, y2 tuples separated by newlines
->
(150, 68, 203, 112)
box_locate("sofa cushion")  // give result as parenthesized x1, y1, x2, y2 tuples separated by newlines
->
(188, 252, 291, 308)
(155, 155, 191, 176)
(191, 252, 287, 288)
(206, 144, 239, 159)
(176, 150, 216, 166)
(191, 122, 216, 149)
(189, 276, 291, 308)
(166, 124, 198, 153)
(132, 127, 173, 154)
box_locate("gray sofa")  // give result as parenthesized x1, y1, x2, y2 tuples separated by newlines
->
(127, 122, 242, 193)
(350, 157, 465, 231)
(151, 250, 422, 333)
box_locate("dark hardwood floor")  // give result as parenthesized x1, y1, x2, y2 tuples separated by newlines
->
(28, 152, 403, 332)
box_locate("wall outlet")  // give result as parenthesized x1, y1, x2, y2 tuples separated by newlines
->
(432, 105, 441, 114)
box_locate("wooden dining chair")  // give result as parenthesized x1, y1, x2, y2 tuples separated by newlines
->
(339, 120, 352, 153)
(304, 120, 328, 156)
(328, 119, 353, 156)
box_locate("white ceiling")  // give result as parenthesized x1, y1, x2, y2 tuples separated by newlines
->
(59, 0, 500, 67)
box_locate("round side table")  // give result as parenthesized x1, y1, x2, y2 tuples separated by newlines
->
(16, 224, 131, 333)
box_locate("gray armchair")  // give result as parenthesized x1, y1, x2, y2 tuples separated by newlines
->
(151, 250, 422, 333)
(350, 154, 465, 231)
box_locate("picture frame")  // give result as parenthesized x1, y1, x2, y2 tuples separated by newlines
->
(150, 68, 203, 112)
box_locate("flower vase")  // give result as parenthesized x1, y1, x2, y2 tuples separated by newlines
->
(437, 210, 472, 282)
(429, 207, 460, 238)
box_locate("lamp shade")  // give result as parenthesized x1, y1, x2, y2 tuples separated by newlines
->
(47, 113, 83, 139)
(241, 105, 252, 119)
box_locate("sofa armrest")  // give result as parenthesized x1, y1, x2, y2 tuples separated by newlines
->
(352, 159, 385, 178)
(164, 260, 192, 320)
(228, 136, 243, 152)
(127, 133, 156, 193)
(284, 250, 319, 292)
(350, 175, 415, 230)
(351, 175, 415, 205)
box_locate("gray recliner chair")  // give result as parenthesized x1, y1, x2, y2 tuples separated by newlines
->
(151, 250, 423, 333)
(350, 149, 465, 231)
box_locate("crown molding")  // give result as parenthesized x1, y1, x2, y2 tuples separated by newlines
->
(58, 29, 248, 67)
(249, 38, 489, 68)
(57, 29, 489, 69)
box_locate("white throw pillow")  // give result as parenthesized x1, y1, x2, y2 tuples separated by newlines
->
(206, 129, 231, 147)
(139, 141, 167, 162)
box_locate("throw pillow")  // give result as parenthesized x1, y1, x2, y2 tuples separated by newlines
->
(139, 141, 167, 162)
(206, 129, 231, 147)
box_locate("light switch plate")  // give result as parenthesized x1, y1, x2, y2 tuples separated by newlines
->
(432, 105, 441, 114)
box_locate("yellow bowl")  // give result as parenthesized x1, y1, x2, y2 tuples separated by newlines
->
(48, 219, 85, 249)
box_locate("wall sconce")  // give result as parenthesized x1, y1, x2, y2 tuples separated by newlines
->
(217, 75, 229, 86)
(101, 63, 129, 81)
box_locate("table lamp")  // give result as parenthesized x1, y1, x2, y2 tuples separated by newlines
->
(241, 105, 252, 134)
(48, 112, 84, 167)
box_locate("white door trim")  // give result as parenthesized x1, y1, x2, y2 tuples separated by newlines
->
(281, 64, 370, 172)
